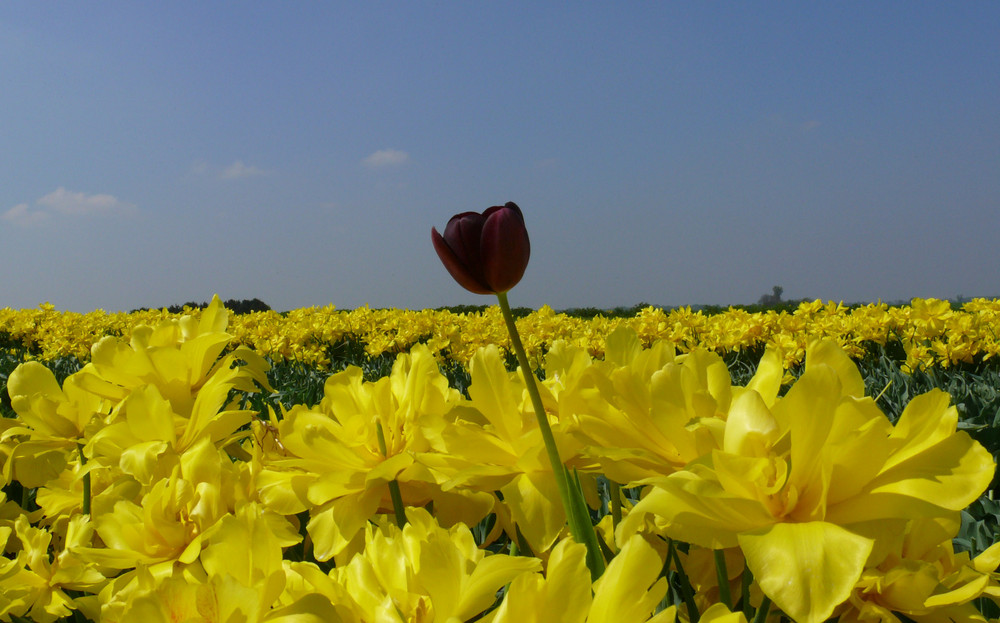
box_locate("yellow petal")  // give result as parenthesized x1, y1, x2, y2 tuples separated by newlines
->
(264, 593, 348, 622)
(469, 345, 527, 443)
(884, 389, 960, 470)
(589, 534, 669, 623)
(829, 431, 994, 523)
(805, 339, 866, 398)
(500, 471, 566, 554)
(604, 325, 642, 366)
(723, 390, 779, 457)
(619, 469, 774, 550)
(743, 346, 783, 408)
(458, 555, 541, 620)
(7, 361, 63, 401)
(489, 539, 591, 623)
(699, 603, 747, 623)
(738, 522, 873, 623)
(307, 488, 382, 560)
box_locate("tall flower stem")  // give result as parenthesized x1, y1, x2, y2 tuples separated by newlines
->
(78, 443, 91, 516)
(714, 549, 732, 609)
(376, 420, 407, 529)
(496, 291, 605, 579)
(610, 481, 623, 529)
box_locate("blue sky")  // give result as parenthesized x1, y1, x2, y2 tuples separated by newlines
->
(2, 3, 998, 312)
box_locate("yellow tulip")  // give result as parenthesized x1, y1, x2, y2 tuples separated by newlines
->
(565, 327, 783, 486)
(484, 534, 675, 623)
(0, 515, 107, 623)
(75, 437, 242, 570)
(429, 344, 590, 554)
(838, 515, 1000, 623)
(2, 363, 110, 488)
(620, 339, 995, 623)
(281, 507, 539, 622)
(257, 344, 492, 560)
(72, 295, 270, 419)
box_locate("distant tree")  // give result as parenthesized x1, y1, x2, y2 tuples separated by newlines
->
(166, 301, 208, 314)
(132, 298, 272, 315)
(757, 285, 784, 307)
(224, 298, 271, 314)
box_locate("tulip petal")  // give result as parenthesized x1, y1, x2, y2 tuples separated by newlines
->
(432, 225, 493, 294)
(806, 338, 866, 398)
(739, 521, 873, 623)
(480, 203, 530, 293)
(458, 556, 542, 620)
(500, 470, 567, 554)
(617, 468, 775, 550)
(589, 534, 669, 623)
(308, 488, 382, 560)
(444, 211, 486, 268)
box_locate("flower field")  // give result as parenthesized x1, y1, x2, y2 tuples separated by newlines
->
(4, 296, 1000, 371)
(1, 296, 1000, 622)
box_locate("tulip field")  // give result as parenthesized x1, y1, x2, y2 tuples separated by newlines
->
(2, 296, 1000, 622)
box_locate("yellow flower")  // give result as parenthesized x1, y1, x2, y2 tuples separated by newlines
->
(484, 534, 675, 623)
(0, 515, 107, 623)
(87, 504, 302, 623)
(429, 344, 589, 554)
(2, 362, 109, 488)
(73, 294, 271, 417)
(838, 515, 1000, 623)
(105, 564, 269, 623)
(86, 382, 251, 487)
(620, 339, 995, 623)
(676, 546, 751, 616)
(5, 361, 107, 442)
(75, 437, 244, 570)
(565, 326, 783, 486)
(257, 344, 491, 560)
(281, 507, 539, 622)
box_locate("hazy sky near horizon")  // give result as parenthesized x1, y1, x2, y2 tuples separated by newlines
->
(2, 3, 998, 312)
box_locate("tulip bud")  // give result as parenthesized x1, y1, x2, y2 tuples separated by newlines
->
(431, 202, 531, 295)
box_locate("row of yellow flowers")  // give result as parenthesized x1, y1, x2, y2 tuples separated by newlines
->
(3, 297, 999, 372)
(0, 296, 996, 622)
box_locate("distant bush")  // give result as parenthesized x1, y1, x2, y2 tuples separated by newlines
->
(559, 302, 656, 319)
(433, 304, 534, 318)
(132, 298, 272, 315)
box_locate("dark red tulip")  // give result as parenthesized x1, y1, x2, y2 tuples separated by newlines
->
(432, 202, 531, 295)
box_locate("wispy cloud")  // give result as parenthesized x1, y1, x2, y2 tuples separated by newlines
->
(189, 160, 211, 177)
(188, 159, 270, 180)
(221, 160, 268, 180)
(362, 148, 409, 168)
(1, 203, 49, 226)
(2, 187, 137, 226)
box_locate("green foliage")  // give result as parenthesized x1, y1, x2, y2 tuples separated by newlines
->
(433, 303, 534, 318)
(5, 333, 1000, 581)
(558, 302, 656, 319)
(130, 297, 272, 314)
(0, 349, 21, 418)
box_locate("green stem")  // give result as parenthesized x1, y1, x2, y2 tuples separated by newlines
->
(740, 562, 754, 620)
(669, 540, 700, 623)
(376, 420, 407, 529)
(714, 549, 731, 609)
(751, 595, 771, 623)
(496, 291, 605, 579)
(77, 444, 91, 516)
(610, 481, 622, 531)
